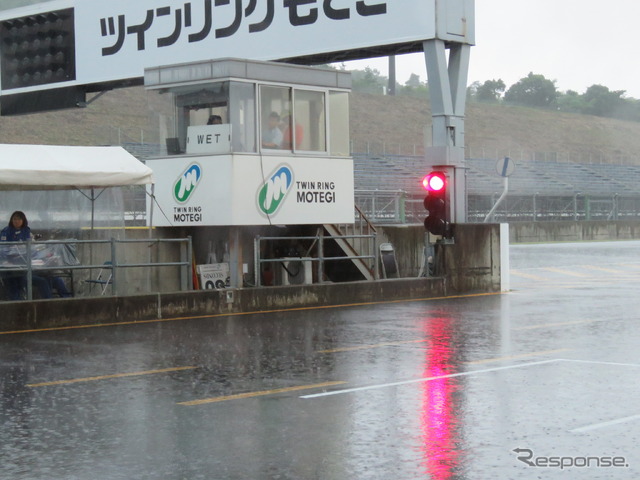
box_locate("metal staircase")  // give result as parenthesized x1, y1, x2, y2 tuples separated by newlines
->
(324, 205, 377, 281)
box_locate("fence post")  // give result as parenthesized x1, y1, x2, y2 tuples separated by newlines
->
(186, 236, 193, 291)
(254, 236, 261, 287)
(26, 239, 33, 300)
(373, 232, 379, 280)
(110, 238, 117, 296)
(318, 231, 324, 284)
(371, 193, 377, 221)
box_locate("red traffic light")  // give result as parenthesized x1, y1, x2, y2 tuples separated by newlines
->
(423, 170, 451, 237)
(422, 171, 446, 192)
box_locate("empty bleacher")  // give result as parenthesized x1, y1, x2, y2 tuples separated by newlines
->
(354, 154, 640, 197)
(354, 154, 640, 222)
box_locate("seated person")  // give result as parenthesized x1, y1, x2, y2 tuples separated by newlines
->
(0, 210, 30, 242)
(0, 211, 69, 300)
(50, 275, 72, 298)
(281, 112, 304, 150)
(262, 112, 283, 149)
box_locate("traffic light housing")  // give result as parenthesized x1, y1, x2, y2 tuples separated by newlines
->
(423, 171, 451, 238)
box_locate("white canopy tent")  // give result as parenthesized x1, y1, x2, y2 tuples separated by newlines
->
(0, 144, 155, 231)
(0, 144, 154, 190)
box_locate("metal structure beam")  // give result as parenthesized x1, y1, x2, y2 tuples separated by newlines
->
(423, 40, 471, 223)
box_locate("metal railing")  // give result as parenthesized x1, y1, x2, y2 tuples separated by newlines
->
(0, 237, 192, 301)
(331, 204, 378, 262)
(254, 233, 378, 287)
(354, 190, 407, 223)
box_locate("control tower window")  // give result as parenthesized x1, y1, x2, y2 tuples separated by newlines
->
(259, 85, 327, 154)
(178, 81, 229, 129)
(329, 91, 349, 156)
(260, 85, 291, 151)
(294, 89, 326, 153)
(229, 81, 256, 153)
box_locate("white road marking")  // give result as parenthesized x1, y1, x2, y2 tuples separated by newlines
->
(560, 358, 640, 369)
(570, 414, 640, 433)
(300, 359, 562, 399)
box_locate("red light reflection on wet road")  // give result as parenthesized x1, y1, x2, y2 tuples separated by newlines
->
(420, 316, 462, 479)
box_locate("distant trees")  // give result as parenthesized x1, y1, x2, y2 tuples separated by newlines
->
(347, 65, 640, 123)
(397, 73, 429, 97)
(351, 67, 428, 97)
(467, 72, 640, 123)
(556, 90, 584, 113)
(555, 86, 640, 121)
(351, 67, 387, 95)
(471, 79, 506, 103)
(504, 72, 558, 108)
(581, 85, 626, 117)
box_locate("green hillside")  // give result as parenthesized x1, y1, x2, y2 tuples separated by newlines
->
(1, 86, 639, 164)
(350, 93, 640, 164)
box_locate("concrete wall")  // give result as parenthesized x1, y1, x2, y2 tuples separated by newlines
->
(378, 224, 502, 293)
(0, 224, 504, 330)
(509, 221, 640, 243)
(0, 277, 450, 332)
(73, 228, 187, 296)
(376, 226, 426, 277)
(441, 223, 502, 293)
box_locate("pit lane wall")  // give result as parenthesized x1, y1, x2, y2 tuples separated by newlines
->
(0, 224, 504, 331)
(509, 220, 640, 243)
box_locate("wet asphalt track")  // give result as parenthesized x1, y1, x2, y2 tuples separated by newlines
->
(2, 240, 640, 479)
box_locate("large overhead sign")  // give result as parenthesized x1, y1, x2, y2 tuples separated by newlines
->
(0, 0, 474, 114)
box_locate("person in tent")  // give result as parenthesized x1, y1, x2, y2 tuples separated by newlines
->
(1, 211, 71, 300)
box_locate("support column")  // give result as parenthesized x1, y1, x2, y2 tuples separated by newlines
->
(388, 55, 396, 95)
(229, 227, 243, 288)
(423, 39, 471, 223)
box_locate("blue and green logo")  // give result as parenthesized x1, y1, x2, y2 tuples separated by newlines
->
(258, 165, 294, 216)
(174, 163, 202, 203)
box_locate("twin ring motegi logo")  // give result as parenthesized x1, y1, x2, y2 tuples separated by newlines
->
(174, 163, 202, 203)
(257, 164, 294, 217)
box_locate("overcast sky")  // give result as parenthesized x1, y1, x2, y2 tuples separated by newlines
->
(341, 0, 640, 98)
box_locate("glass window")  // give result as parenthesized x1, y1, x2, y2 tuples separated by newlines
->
(146, 88, 178, 156)
(293, 89, 326, 153)
(178, 81, 229, 130)
(329, 91, 350, 156)
(229, 81, 256, 153)
(168, 81, 230, 154)
(150, 81, 257, 154)
(260, 85, 291, 151)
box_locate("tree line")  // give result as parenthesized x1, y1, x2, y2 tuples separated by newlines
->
(468, 73, 640, 122)
(348, 66, 640, 123)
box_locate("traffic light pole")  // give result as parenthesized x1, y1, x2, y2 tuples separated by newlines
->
(423, 39, 470, 224)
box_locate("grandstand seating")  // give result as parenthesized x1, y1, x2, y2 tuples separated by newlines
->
(354, 154, 640, 198)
